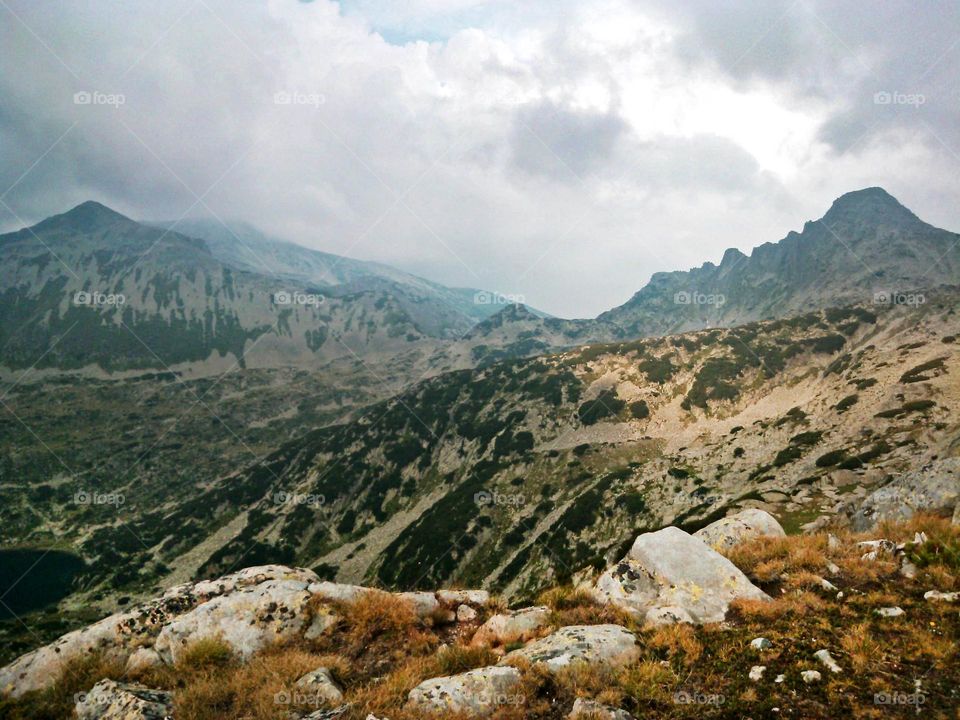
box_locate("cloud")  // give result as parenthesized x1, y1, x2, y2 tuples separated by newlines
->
(0, 0, 958, 318)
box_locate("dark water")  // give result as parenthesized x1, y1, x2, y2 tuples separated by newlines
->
(0, 549, 86, 618)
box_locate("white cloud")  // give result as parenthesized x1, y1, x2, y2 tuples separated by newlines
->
(1, 0, 957, 317)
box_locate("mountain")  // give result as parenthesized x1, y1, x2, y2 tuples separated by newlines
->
(11, 291, 951, 629)
(160, 218, 523, 339)
(0, 201, 444, 376)
(600, 188, 960, 336)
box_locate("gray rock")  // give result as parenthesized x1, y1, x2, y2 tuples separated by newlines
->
(593, 526, 768, 623)
(295, 666, 344, 705)
(407, 665, 522, 718)
(924, 590, 959, 602)
(693, 509, 786, 551)
(801, 670, 822, 684)
(75, 679, 172, 720)
(155, 578, 313, 664)
(749, 665, 766, 682)
(502, 624, 640, 672)
(851, 458, 960, 530)
(0, 564, 319, 698)
(750, 637, 772, 651)
(875, 606, 905, 618)
(471, 606, 550, 647)
(457, 604, 479, 622)
(568, 697, 635, 719)
(814, 649, 842, 673)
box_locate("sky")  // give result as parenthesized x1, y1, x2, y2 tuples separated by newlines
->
(1, 0, 958, 318)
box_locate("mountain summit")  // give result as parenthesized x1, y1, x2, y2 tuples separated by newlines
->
(600, 187, 959, 336)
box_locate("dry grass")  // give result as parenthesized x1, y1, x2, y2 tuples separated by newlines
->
(4, 518, 960, 720)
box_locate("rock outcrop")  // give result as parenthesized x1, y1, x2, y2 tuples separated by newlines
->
(693, 509, 786, 551)
(0, 565, 490, 699)
(471, 606, 550, 648)
(850, 458, 960, 530)
(407, 666, 522, 717)
(501, 624, 640, 672)
(75, 679, 172, 720)
(593, 526, 768, 624)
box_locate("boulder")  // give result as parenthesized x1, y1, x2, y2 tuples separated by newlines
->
(397, 591, 441, 620)
(0, 565, 319, 698)
(749, 666, 766, 682)
(75, 679, 172, 720)
(502, 625, 640, 672)
(471, 606, 550, 647)
(850, 458, 960, 530)
(407, 665, 522, 718)
(568, 697, 635, 719)
(644, 606, 693, 627)
(593, 526, 768, 624)
(693, 509, 785, 551)
(295, 666, 344, 705)
(457, 604, 479, 622)
(155, 578, 313, 664)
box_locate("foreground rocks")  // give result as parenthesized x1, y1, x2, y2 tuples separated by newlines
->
(471, 606, 550, 648)
(693, 508, 786, 551)
(407, 666, 521, 717)
(502, 624, 640, 672)
(0, 566, 490, 698)
(75, 679, 172, 720)
(593, 526, 769, 624)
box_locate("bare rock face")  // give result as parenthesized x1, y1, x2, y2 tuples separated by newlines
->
(593, 526, 768, 624)
(75, 679, 172, 720)
(850, 458, 960, 531)
(693, 509, 785, 551)
(154, 578, 315, 664)
(471, 606, 550, 648)
(501, 624, 640, 672)
(0, 565, 321, 698)
(407, 665, 522, 718)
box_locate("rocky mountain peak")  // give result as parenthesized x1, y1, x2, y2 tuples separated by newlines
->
(821, 186, 918, 226)
(34, 199, 134, 233)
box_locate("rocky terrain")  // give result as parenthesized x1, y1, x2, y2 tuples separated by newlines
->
(0, 509, 957, 719)
(1, 187, 959, 712)
(599, 187, 960, 337)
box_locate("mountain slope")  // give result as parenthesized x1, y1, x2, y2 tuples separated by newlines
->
(163, 218, 521, 338)
(600, 188, 960, 336)
(53, 291, 957, 611)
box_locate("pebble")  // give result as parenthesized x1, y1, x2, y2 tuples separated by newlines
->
(801, 670, 822, 684)
(924, 590, 959, 602)
(875, 606, 905, 618)
(814, 649, 842, 673)
(750, 637, 772, 651)
(749, 665, 766, 682)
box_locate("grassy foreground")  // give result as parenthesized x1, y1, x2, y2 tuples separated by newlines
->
(1, 516, 957, 719)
